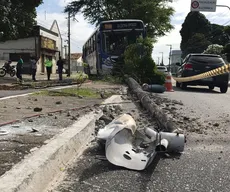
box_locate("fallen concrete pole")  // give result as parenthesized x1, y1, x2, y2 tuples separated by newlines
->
(126, 77, 176, 132)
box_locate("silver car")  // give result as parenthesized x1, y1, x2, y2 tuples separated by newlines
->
(157, 66, 168, 74)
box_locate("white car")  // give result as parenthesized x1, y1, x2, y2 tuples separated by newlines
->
(157, 66, 168, 74)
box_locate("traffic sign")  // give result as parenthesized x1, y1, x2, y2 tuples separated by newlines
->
(190, 0, 217, 12)
(191, 1, 199, 9)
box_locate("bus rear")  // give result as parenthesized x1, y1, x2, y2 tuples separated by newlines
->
(98, 20, 146, 74)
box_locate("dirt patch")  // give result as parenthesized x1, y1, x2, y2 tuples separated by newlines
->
(0, 83, 123, 125)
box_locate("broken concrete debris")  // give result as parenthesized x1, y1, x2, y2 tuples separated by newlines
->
(97, 113, 185, 171)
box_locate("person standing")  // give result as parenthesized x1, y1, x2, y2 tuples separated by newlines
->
(45, 57, 53, 81)
(16, 56, 23, 82)
(57, 57, 64, 81)
(30, 56, 38, 81)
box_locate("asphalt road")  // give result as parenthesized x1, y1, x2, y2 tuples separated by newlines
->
(50, 85, 230, 192)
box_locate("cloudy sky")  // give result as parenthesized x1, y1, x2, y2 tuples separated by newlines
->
(36, 0, 230, 65)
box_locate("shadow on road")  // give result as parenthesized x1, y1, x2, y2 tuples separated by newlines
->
(173, 86, 220, 94)
(77, 144, 182, 192)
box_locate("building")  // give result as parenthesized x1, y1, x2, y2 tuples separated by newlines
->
(70, 53, 83, 72)
(0, 20, 63, 74)
(170, 50, 182, 75)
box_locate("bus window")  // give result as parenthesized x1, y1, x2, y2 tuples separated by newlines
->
(102, 30, 143, 55)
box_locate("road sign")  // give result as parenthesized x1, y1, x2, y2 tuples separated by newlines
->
(190, 0, 217, 12)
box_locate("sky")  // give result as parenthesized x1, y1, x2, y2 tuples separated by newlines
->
(36, 0, 230, 65)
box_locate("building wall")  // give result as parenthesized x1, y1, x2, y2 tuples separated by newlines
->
(71, 57, 84, 72)
(39, 29, 61, 74)
(0, 37, 36, 61)
(40, 29, 62, 57)
(171, 50, 182, 74)
(50, 23, 63, 58)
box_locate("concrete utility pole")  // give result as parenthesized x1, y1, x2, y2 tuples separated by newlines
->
(159, 52, 164, 66)
(67, 11, 71, 77)
(166, 44, 172, 72)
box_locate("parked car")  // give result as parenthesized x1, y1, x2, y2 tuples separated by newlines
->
(175, 54, 229, 93)
(157, 66, 168, 74)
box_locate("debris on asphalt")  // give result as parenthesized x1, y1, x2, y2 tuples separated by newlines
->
(96, 113, 185, 171)
(34, 107, 42, 112)
(55, 101, 62, 105)
(213, 123, 220, 127)
(31, 128, 39, 133)
(67, 111, 71, 117)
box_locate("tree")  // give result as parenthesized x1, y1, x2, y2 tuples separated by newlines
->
(65, 0, 174, 38)
(180, 12, 211, 57)
(112, 37, 165, 84)
(184, 33, 211, 56)
(209, 24, 229, 46)
(203, 44, 223, 55)
(0, 0, 43, 41)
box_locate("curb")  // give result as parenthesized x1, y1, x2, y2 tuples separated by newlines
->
(0, 95, 123, 192)
(126, 77, 176, 132)
(0, 111, 103, 192)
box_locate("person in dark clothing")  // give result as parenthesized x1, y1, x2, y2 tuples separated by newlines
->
(57, 57, 64, 81)
(30, 56, 38, 81)
(16, 56, 23, 82)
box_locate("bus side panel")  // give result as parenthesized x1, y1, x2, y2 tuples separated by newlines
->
(85, 51, 97, 75)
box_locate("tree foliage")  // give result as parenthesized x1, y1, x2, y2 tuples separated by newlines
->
(0, 0, 43, 41)
(184, 33, 211, 56)
(180, 12, 211, 57)
(65, 0, 174, 38)
(203, 44, 223, 55)
(112, 37, 165, 85)
(180, 12, 230, 58)
(209, 24, 229, 46)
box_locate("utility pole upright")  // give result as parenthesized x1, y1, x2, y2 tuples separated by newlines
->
(67, 11, 71, 77)
(166, 44, 172, 72)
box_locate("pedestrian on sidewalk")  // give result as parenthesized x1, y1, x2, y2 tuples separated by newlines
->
(57, 56, 64, 81)
(45, 57, 53, 81)
(30, 56, 38, 81)
(16, 56, 23, 82)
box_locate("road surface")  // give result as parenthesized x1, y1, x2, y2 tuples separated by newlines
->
(49, 85, 230, 192)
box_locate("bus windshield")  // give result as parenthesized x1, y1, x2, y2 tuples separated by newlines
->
(102, 30, 143, 55)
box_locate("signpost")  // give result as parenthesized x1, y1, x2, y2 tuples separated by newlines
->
(190, 0, 217, 12)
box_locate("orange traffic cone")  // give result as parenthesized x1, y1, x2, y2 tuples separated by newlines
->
(164, 72, 174, 92)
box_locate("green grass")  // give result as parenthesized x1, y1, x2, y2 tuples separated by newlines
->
(34, 88, 100, 98)
(89, 75, 124, 84)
